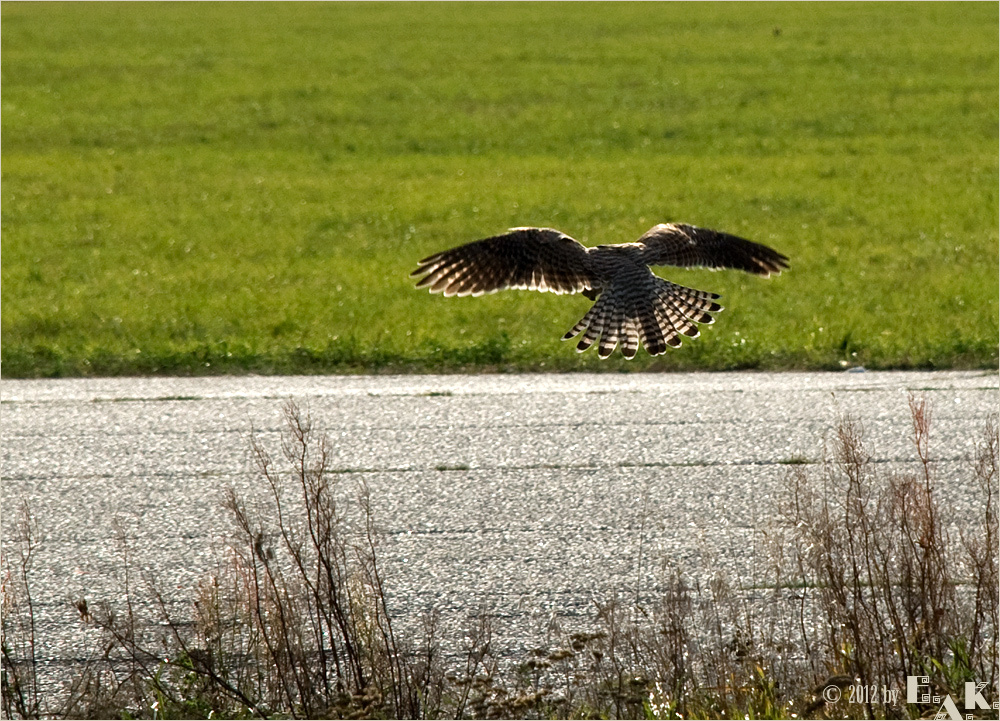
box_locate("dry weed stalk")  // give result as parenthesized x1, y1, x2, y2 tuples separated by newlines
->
(1, 500, 41, 720)
(209, 400, 445, 718)
(2, 397, 995, 720)
(784, 396, 998, 717)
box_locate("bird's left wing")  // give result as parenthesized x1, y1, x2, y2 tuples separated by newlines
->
(637, 223, 789, 277)
(411, 227, 597, 297)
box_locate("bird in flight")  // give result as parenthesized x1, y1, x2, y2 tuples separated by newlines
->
(411, 223, 788, 359)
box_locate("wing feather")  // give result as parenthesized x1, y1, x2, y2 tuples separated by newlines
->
(412, 227, 598, 296)
(637, 223, 789, 276)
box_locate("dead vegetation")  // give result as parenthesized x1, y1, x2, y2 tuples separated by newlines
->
(2, 397, 996, 719)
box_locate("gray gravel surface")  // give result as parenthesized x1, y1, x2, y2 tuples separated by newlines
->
(2, 370, 997, 706)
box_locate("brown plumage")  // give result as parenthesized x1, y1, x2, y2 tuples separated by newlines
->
(411, 223, 788, 359)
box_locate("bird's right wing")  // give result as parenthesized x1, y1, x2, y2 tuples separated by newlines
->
(411, 227, 597, 297)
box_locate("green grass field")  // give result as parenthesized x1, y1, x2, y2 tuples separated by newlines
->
(2, 2, 997, 377)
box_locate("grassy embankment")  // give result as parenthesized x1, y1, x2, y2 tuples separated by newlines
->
(2, 3, 997, 376)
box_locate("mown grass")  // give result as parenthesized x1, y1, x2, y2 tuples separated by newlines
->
(2, 2, 997, 377)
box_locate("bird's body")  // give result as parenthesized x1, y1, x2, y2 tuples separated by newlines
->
(411, 223, 788, 359)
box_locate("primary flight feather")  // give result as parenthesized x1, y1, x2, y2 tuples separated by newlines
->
(411, 223, 788, 359)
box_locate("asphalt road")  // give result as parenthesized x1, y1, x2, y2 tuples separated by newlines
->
(2, 370, 997, 706)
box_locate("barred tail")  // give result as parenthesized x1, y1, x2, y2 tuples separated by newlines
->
(563, 278, 723, 359)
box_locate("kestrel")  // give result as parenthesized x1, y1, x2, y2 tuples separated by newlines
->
(411, 223, 788, 359)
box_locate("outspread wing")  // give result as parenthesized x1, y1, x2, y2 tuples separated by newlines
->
(411, 227, 598, 297)
(636, 223, 789, 277)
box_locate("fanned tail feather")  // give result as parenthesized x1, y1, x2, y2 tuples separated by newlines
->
(564, 278, 722, 359)
(638, 299, 669, 356)
(598, 300, 625, 358)
(577, 300, 611, 353)
(562, 294, 611, 354)
(640, 278, 724, 355)
(652, 303, 685, 348)
(621, 315, 640, 359)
